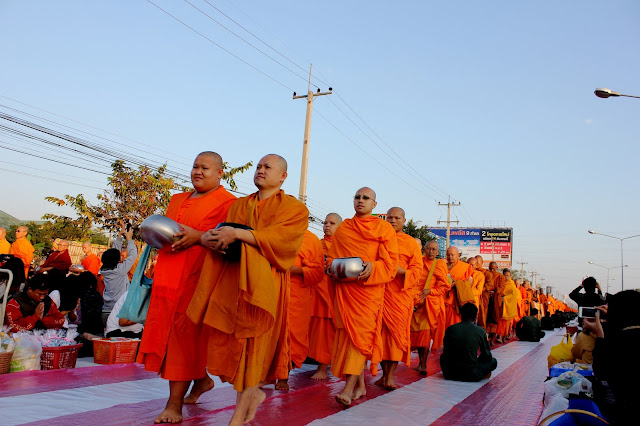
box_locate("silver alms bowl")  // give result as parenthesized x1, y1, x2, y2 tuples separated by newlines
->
(330, 257, 364, 281)
(72, 264, 85, 271)
(140, 215, 184, 249)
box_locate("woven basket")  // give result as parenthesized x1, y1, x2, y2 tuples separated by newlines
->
(0, 351, 13, 374)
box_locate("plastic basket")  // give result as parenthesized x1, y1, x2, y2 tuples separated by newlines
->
(0, 351, 13, 374)
(41, 344, 83, 370)
(93, 339, 140, 364)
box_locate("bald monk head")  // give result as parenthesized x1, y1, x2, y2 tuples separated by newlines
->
(467, 256, 477, 270)
(353, 187, 377, 217)
(323, 213, 342, 237)
(82, 241, 92, 255)
(514, 278, 522, 287)
(489, 261, 498, 272)
(254, 154, 288, 197)
(192, 151, 224, 194)
(503, 268, 511, 280)
(475, 255, 484, 268)
(15, 225, 28, 240)
(446, 246, 460, 268)
(523, 280, 531, 289)
(414, 237, 422, 250)
(58, 239, 69, 253)
(424, 240, 439, 261)
(0, 227, 6, 239)
(385, 207, 406, 233)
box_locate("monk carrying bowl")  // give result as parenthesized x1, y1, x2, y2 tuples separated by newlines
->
(140, 215, 184, 249)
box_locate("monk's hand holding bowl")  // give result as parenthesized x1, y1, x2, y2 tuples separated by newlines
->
(419, 288, 431, 300)
(172, 224, 203, 252)
(397, 266, 406, 276)
(358, 261, 373, 280)
(209, 226, 238, 253)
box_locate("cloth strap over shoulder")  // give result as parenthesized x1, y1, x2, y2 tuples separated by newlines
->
(118, 244, 153, 324)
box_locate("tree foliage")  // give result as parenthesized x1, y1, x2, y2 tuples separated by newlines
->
(403, 218, 436, 247)
(45, 159, 252, 237)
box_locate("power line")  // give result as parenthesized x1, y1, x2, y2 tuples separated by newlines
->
(0, 167, 104, 190)
(146, 0, 295, 92)
(0, 160, 106, 184)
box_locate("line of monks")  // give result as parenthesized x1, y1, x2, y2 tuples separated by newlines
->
(135, 151, 572, 425)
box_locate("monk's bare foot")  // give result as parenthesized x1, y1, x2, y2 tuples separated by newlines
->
(335, 392, 351, 407)
(257, 381, 266, 389)
(384, 378, 397, 390)
(373, 377, 385, 388)
(184, 376, 215, 404)
(311, 364, 329, 380)
(352, 385, 366, 400)
(154, 399, 183, 424)
(275, 379, 289, 391)
(243, 388, 266, 424)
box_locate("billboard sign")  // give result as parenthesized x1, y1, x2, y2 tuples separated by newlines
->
(426, 227, 513, 268)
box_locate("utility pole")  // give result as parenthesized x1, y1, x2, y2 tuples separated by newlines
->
(293, 64, 332, 204)
(517, 261, 528, 280)
(437, 197, 460, 249)
(531, 271, 538, 287)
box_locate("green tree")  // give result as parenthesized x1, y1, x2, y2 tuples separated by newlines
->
(403, 218, 436, 247)
(45, 159, 252, 237)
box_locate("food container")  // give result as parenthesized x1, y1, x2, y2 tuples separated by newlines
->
(140, 215, 184, 249)
(330, 257, 364, 281)
(215, 222, 254, 262)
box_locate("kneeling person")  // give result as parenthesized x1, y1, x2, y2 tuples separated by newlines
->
(5, 274, 65, 332)
(440, 303, 497, 382)
(515, 308, 545, 342)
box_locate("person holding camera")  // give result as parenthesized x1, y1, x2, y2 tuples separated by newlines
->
(583, 290, 640, 424)
(100, 226, 137, 327)
(570, 276, 604, 309)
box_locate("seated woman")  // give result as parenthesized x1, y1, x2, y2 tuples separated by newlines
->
(5, 274, 65, 332)
(583, 290, 640, 424)
(105, 290, 143, 339)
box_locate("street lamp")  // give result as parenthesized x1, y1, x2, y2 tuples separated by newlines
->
(588, 230, 640, 290)
(587, 261, 628, 293)
(594, 87, 640, 99)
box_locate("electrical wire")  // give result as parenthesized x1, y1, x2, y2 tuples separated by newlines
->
(0, 167, 104, 190)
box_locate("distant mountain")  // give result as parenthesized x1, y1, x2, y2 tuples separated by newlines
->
(0, 210, 21, 228)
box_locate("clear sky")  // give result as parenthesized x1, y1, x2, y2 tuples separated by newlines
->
(1, 0, 639, 297)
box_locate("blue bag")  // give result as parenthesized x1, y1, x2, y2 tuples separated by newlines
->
(117, 244, 153, 324)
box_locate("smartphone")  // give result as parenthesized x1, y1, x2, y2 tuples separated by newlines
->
(579, 306, 597, 318)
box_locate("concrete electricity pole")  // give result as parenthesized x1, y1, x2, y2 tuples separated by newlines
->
(518, 261, 528, 280)
(293, 64, 332, 204)
(437, 197, 460, 249)
(531, 271, 538, 287)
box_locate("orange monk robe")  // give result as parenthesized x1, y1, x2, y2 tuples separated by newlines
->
(10, 238, 34, 277)
(381, 232, 422, 365)
(81, 253, 101, 276)
(477, 267, 494, 329)
(328, 215, 399, 378)
(471, 270, 485, 307)
(137, 187, 236, 380)
(187, 191, 308, 391)
(308, 237, 336, 365)
(518, 286, 529, 319)
(546, 295, 557, 315)
(496, 279, 521, 335)
(0, 238, 10, 254)
(538, 293, 547, 317)
(444, 261, 474, 329)
(410, 258, 449, 350)
(289, 230, 325, 369)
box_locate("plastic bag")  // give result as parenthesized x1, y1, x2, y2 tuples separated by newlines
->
(9, 332, 42, 372)
(539, 393, 569, 426)
(543, 371, 592, 406)
(548, 333, 574, 368)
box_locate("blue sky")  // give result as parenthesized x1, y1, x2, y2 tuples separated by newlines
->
(1, 0, 639, 297)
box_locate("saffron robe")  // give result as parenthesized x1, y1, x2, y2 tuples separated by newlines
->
(289, 230, 325, 369)
(81, 253, 101, 276)
(328, 215, 399, 378)
(471, 270, 485, 307)
(137, 187, 236, 380)
(187, 190, 308, 391)
(444, 261, 474, 328)
(308, 237, 335, 365)
(496, 279, 521, 335)
(0, 238, 10, 254)
(381, 232, 422, 365)
(411, 257, 449, 350)
(477, 267, 493, 329)
(10, 238, 34, 277)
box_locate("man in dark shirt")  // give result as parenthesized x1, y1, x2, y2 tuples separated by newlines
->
(570, 276, 605, 308)
(515, 308, 545, 342)
(440, 303, 498, 382)
(541, 311, 555, 330)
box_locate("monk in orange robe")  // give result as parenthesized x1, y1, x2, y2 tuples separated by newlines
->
(496, 269, 521, 341)
(466, 257, 485, 307)
(275, 229, 324, 390)
(69, 242, 101, 276)
(0, 227, 10, 254)
(517, 279, 529, 319)
(490, 263, 507, 344)
(444, 246, 474, 328)
(375, 207, 422, 389)
(546, 292, 557, 315)
(309, 213, 342, 380)
(411, 240, 450, 375)
(187, 154, 308, 425)
(137, 152, 236, 424)
(10, 225, 34, 278)
(327, 187, 399, 406)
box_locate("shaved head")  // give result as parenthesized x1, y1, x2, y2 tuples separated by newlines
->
(0, 227, 6, 238)
(353, 187, 377, 217)
(196, 151, 223, 169)
(323, 213, 342, 237)
(475, 255, 483, 266)
(424, 240, 439, 260)
(489, 261, 498, 272)
(446, 246, 460, 267)
(263, 154, 287, 171)
(414, 237, 422, 249)
(326, 213, 342, 222)
(386, 207, 406, 233)
(357, 187, 376, 200)
(467, 256, 478, 269)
